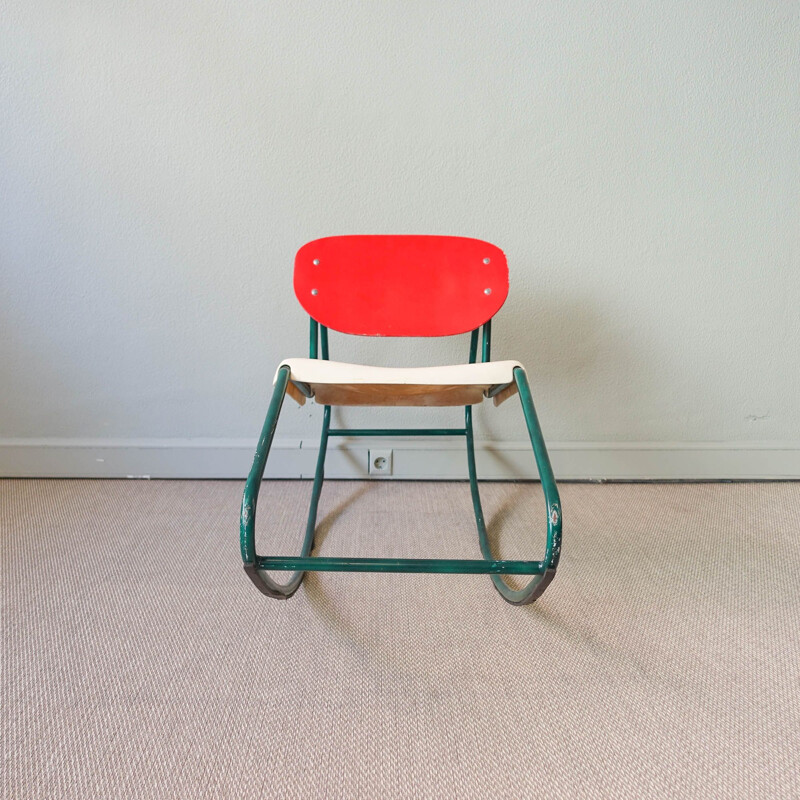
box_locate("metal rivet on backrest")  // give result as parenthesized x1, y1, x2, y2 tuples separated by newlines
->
(483, 257, 491, 264)
(484, 288, 492, 295)
(312, 259, 320, 265)
(311, 288, 318, 296)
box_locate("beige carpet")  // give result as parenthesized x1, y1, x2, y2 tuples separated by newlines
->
(2, 479, 799, 798)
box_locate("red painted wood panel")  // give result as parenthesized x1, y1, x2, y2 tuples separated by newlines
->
(294, 235, 508, 336)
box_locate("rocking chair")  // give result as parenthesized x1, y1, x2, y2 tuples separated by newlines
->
(239, 235, 561, 604)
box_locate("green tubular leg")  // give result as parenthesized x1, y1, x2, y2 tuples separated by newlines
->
(465, 366, 562, 604)
(240, 365, 331, 598)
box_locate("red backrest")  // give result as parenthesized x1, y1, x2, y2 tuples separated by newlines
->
(294, 235, 509, 336)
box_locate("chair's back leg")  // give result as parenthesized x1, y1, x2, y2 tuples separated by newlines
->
(464, 379, 561, 604)
(303, 405, 331, 552)
(240, 370, 331, 599)
(241, 367, 290, 566)
(514, 367, 561, 571)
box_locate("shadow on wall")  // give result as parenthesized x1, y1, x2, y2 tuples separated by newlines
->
(475, 284, 621, 440)
(485, 276, 679, 448)
(506, 291, 603, 380)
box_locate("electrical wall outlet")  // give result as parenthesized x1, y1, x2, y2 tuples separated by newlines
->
(368, 449, 393, 476)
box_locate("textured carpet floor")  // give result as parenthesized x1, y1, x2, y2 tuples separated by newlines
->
(2, 479, 799, 798)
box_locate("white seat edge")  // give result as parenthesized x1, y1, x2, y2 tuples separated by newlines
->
(274, 358, 524, 388)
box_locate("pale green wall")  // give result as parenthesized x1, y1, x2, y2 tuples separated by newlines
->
(2, 2, 799, 452)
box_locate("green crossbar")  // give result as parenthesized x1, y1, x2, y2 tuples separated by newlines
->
(328, 428, 466, 437)
(255, 556, 547, 574)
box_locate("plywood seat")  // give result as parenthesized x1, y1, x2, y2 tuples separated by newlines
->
(276, 358, 523, 407)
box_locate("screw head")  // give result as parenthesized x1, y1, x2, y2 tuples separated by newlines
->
(311, 288, 318, 296)
(484, 288, 492, 295)
(312, 259, 320, 265)
(483, 257, 491, 264)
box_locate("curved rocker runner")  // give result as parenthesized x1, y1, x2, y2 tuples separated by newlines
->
(239, 235, 562, 604)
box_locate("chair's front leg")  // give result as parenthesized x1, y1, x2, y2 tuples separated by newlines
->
(465, 366, 561, 604)
(240, 366, 330, 598)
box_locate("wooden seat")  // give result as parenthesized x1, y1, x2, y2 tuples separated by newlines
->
(276, 358, 523, 407)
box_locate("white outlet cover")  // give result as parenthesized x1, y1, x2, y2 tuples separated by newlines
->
(368, 449, 393, 476)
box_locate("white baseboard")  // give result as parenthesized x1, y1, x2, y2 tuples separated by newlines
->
(1, 437, 799, 480)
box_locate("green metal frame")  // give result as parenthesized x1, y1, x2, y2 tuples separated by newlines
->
(240, 320, 561, 604)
